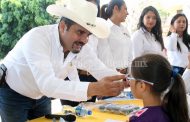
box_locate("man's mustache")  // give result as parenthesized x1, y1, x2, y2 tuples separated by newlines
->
(73, 41, 85, 46)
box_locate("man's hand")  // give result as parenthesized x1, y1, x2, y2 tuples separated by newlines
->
(87, 75, 125, 97)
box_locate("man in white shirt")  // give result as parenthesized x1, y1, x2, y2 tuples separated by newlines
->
(0, 0, 125, 121)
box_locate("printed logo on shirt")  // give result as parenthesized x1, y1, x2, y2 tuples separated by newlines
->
(131, 108, 148, 117)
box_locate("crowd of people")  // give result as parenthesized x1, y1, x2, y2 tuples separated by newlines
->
(0, 0, 190, 122)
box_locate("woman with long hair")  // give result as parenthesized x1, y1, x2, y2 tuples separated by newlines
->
(165, 13, 190, 75)
(131, 6, 165, 59)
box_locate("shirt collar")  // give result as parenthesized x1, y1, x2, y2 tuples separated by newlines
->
(107, 19, 115, 27)
(107, 18, 125, 29)
(140, 27, 153, 35)
(63, 52, 77, 66)
(140, 27, 148, 33)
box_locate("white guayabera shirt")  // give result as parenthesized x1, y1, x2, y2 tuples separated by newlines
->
(3, 24, 120, 101)
(3, 24, 89, 101)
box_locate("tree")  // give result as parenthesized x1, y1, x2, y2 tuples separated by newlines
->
(0, 0, 56, 58)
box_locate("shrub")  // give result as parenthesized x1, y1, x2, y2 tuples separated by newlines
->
(0, 0, 56, 58)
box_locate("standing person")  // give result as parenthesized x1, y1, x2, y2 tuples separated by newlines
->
(126, 54, 189, 122)
(182, 52, 190, 93)
(97, 0, 131, 74)
(0, 0, 126, 121)
(182, 53, 190, 117)
(165, 13, 190, 75)
(131, 6, 165, 59)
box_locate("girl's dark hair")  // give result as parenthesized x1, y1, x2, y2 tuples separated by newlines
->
(167, 13, 190, 52)
(87, 0, 100, 17)
(131, 54, 189, 122)
(137, 6, 164, 50)
(100, 0, 125, 20)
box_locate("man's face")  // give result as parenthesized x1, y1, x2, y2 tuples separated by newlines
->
(59, 22, 91, 53)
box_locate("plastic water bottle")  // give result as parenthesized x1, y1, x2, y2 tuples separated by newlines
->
(75, 106, 92, 117)
(59, 117, 65, 122)
(121, 91, 134, 99)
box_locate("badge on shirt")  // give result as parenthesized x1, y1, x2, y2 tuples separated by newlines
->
(130, 108, 148, 117)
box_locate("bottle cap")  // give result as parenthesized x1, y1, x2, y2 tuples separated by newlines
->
(87, 110, 92, 115)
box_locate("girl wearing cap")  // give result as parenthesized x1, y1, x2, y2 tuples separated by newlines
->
(131, 6, 165, 59)
(97, 0, 131, 74)
(164, 13, 190, 75)
(126, 54, 189, 122)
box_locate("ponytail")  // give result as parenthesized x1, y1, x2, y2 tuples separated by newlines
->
(100, 0, 125, 20)
(100, 4, 109, 20)
(162, 74, 189, 122)
(131, 54, 189, 122)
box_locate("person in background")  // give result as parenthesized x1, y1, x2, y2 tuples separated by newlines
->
(183, 52, 190, 93)
(0, 0, 126, 121)
(98, 0, 131, 74)
(164, 13, 190, 75)
(131, 6, 165, 59)
(74, 0, 132, 99)
(126, 54, 189, 122)
(182, 53, 190, 117)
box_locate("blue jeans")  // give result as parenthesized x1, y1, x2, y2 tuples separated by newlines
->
(172, 66, 185, 75)
(0, 82, 51, 122)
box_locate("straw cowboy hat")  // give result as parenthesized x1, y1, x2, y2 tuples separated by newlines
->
(46, 0, 110, 38)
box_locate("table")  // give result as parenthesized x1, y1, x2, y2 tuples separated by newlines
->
(29, 99, 143, 122)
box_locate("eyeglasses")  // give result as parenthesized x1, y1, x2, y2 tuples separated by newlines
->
(125, 75, 154, 86)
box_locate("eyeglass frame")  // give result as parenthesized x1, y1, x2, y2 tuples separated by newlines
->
(125, 75, 154, 86)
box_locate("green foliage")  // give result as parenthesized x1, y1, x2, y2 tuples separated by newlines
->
(0, 0, 56, 58)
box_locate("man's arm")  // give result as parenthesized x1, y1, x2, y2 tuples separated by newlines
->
(87, 75, 125, 97)
(74, 43, 120, 80)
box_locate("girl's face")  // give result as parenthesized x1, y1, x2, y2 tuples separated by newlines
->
(129, 79, 142, 99)
(173, 16, 186, 34)
(143, 11, 157, 32)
